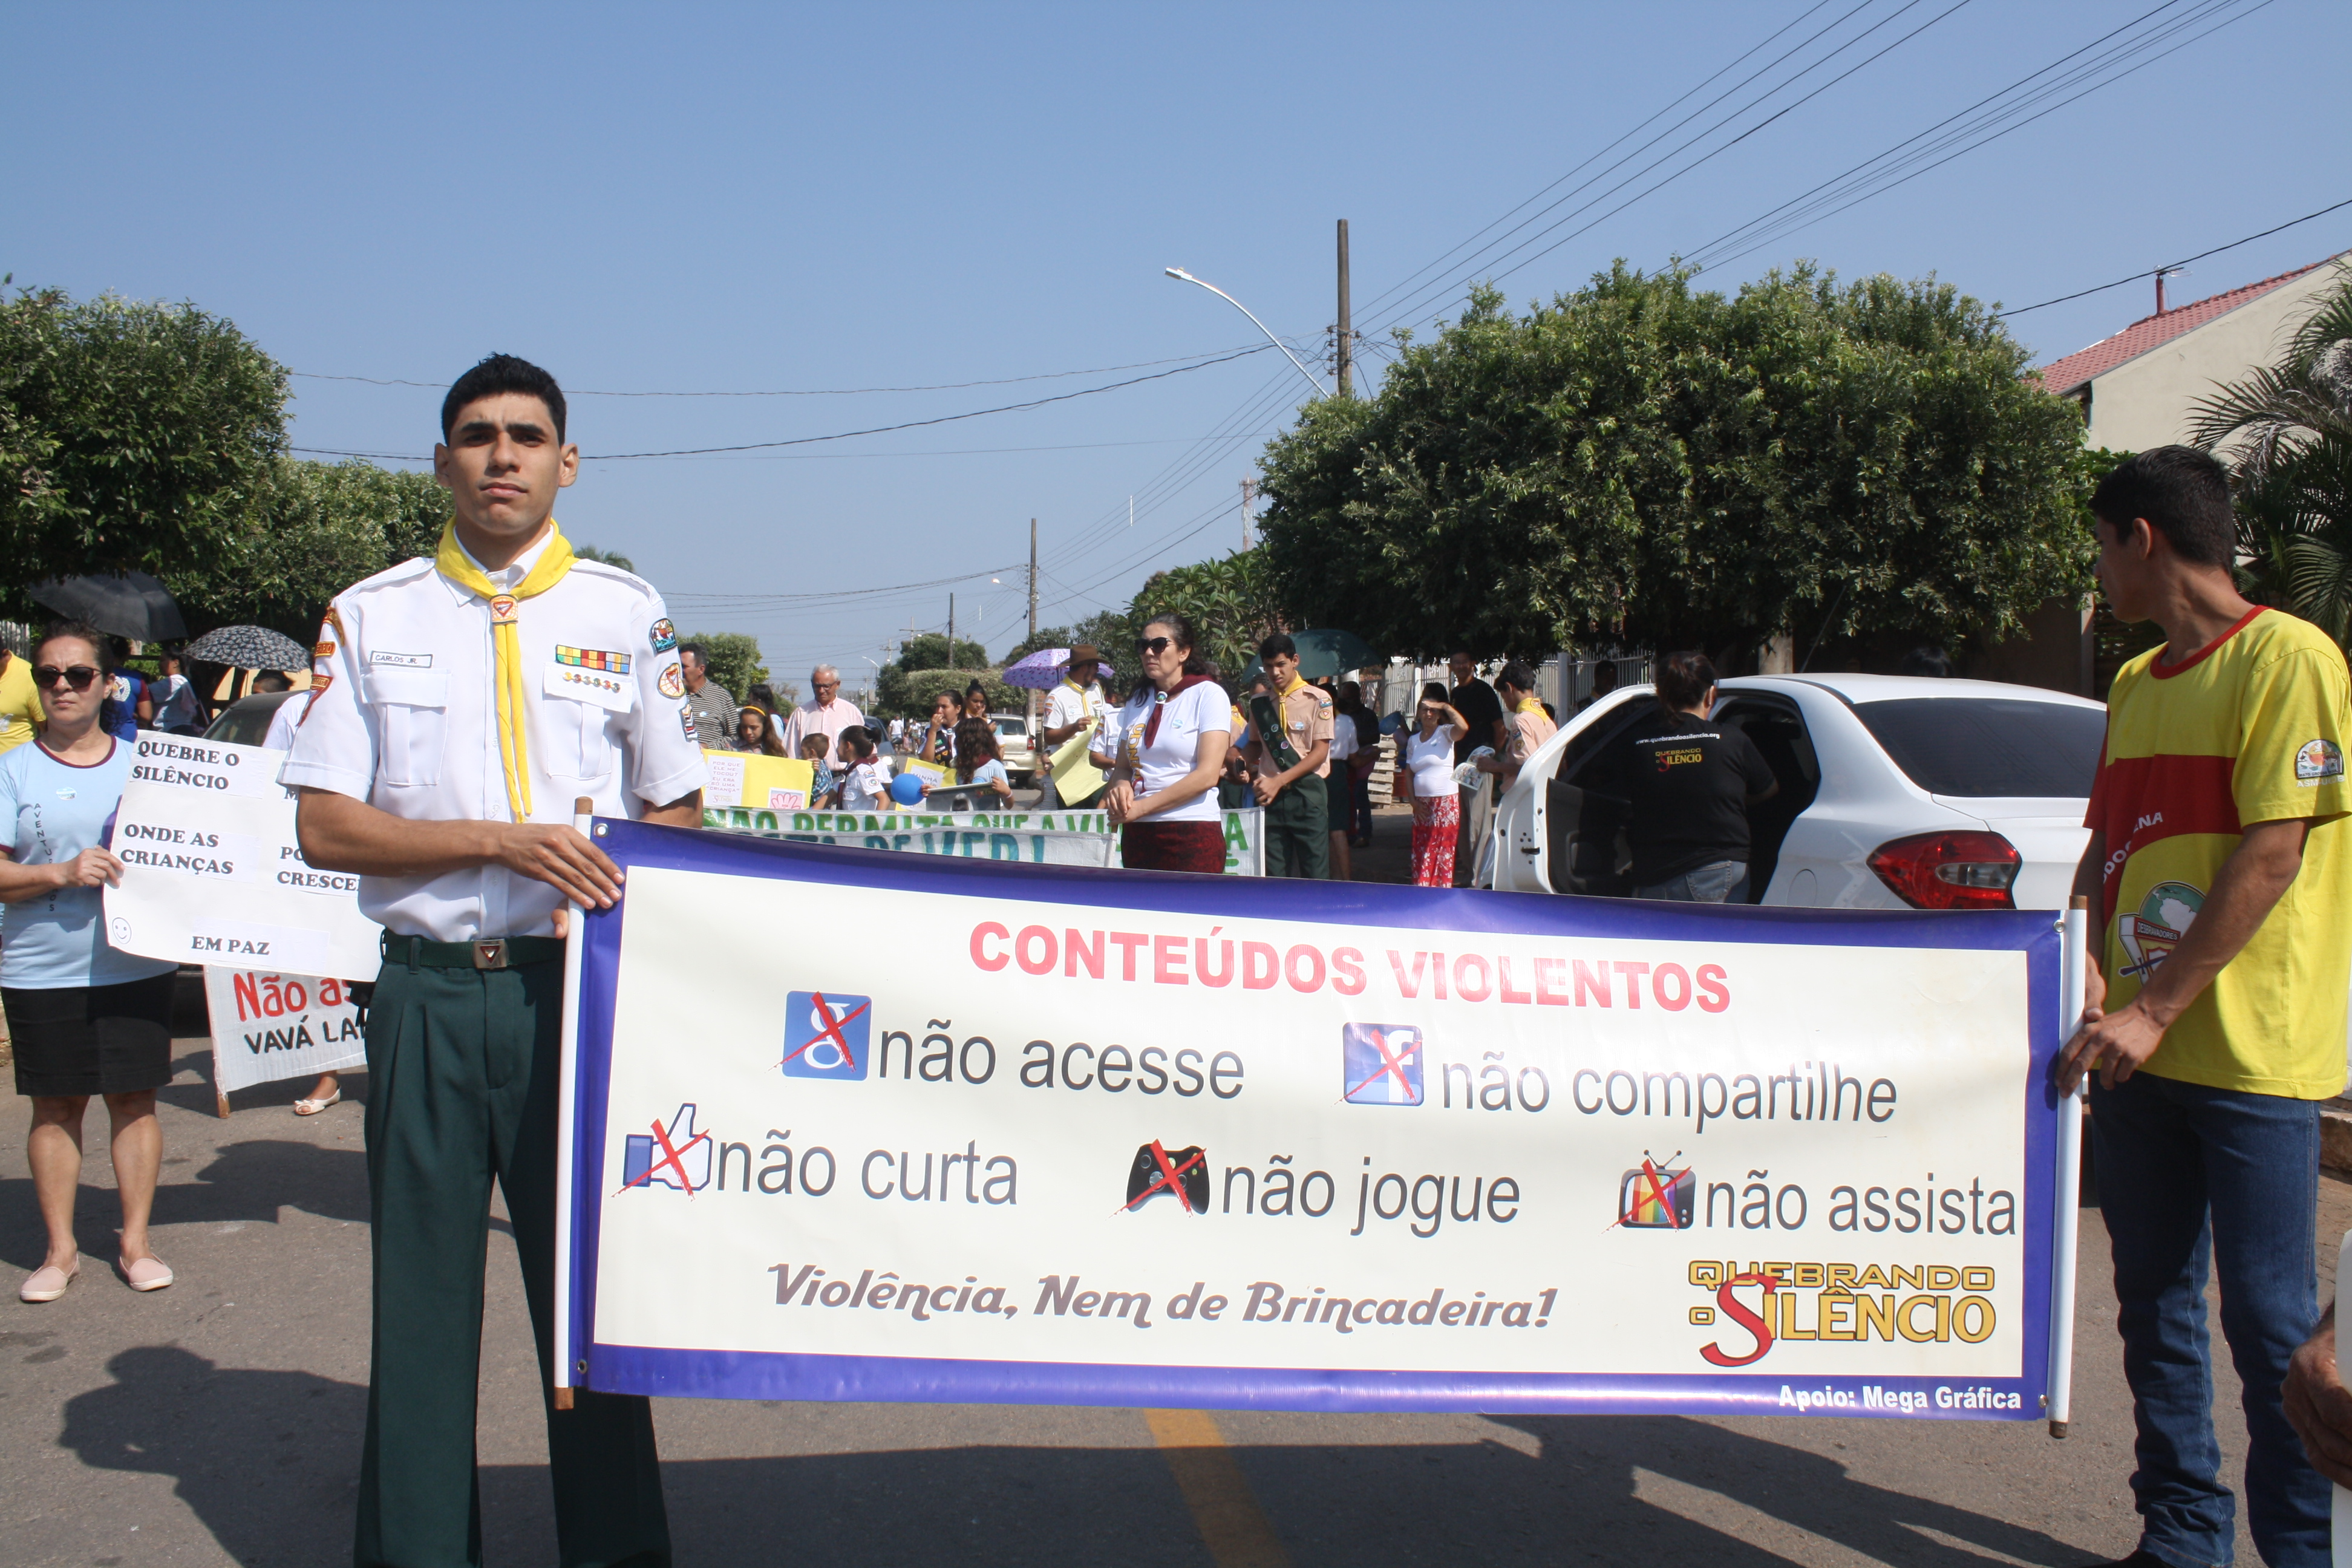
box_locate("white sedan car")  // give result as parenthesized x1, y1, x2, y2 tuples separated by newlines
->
(1486, 674, 2107, 910)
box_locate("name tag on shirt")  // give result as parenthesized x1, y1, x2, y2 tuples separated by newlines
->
(544, 661, 635, 713)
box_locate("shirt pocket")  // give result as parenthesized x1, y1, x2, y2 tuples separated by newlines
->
(367, 670, 451, 788)
(543, 696, 617, 782)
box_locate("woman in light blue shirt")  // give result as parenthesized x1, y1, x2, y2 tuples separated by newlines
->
(1, 622, 180, 1303)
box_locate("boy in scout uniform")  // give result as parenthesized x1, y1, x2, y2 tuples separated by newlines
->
(283, 354, 705, 1568)
(1244, 632, 1333, 878)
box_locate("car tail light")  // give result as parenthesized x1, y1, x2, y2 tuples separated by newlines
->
(1867, 830, 2021, 910)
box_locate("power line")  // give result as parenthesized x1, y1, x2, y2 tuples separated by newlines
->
(1370, 0, 1973, 335)
(1345, 0, 1853, 327)
(288, 342, 1266, 397)
(1998, 194, 2352, 320)
(1679, 0, 2273, 275)
(293, 342, 1276, 463)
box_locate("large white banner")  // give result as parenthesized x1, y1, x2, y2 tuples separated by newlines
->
(559, 822, 2069, 1420)
(103, 734, 381, 979)
(203, 968, 367, 1095)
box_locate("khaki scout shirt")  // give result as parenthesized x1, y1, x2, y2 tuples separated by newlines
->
(1249, 681, 1335, 779)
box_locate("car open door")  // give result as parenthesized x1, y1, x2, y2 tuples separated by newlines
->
(1489, 688, 1651, 893)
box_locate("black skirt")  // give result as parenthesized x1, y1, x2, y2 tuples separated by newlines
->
(7, 973, 178, 1097)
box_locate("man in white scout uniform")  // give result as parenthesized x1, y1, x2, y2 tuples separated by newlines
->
(1037, 643, 1108, 808)
(284, 354, 704, 1568)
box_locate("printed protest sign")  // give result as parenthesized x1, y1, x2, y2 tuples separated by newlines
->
(699, 805, 1264, 875)
(558, 822, 2071, 1420)
(203, 967, 367, 1097)
(703, 750, 815, 812)
(702, 808, 1114, 867)
(103, 735, 381, 978)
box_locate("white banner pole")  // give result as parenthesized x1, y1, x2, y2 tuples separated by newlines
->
(2048, 895, 2091, 1437)
(552, 795, 593, 1411)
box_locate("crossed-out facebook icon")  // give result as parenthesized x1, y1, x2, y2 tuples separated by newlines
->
(782, 991, 872, 1080)
(1342, 1024, 1423, 1106)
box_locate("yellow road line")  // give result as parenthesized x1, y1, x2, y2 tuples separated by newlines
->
(1144, 1408, 1292, 1568)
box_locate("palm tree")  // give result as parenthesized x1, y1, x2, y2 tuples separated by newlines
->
(2189, 266, 2352, 645)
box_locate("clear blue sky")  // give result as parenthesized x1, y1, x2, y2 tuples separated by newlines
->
(7, 1, 2345, 690)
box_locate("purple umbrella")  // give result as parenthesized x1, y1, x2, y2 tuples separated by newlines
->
(1003, 647, 1115, 690)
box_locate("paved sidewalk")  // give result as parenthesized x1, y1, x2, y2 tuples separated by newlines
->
(4, 986, 2344, 1566)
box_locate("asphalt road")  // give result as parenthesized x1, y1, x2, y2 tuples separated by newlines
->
(7, 948, 2347, 1566)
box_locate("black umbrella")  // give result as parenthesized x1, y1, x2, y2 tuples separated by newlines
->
(27, 572, 187, 641)
(181, 624, 309, 672)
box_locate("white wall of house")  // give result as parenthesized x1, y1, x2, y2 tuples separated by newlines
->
(2080, 261, 2347, 451)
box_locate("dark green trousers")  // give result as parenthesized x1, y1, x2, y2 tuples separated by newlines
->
(1263, 778, 1330, 879)
(356, 955, 670, 1568)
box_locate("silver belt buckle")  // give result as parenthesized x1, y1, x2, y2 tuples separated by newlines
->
(472, 939, 508, 970)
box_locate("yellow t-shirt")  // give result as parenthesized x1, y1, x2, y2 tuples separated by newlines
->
(0, 653, 41, 756)
(2088, 607, 2352, 1098)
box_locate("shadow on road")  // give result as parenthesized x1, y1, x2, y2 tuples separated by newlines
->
(54, 1348, 2101, 1568)
(0, 1140, 369, 1270)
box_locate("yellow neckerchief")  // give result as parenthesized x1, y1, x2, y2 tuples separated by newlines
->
(433, 519, 577, 824)
(1275, 671, 1308, 702)
(1515, 696, 1546, 715)
(1061, 675, 1098, 714)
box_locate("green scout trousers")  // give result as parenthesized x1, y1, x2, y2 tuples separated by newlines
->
(356, 953, 670, 1568)
(1262, 777, 1330, 879)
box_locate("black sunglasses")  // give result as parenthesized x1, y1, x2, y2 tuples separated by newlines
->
(34, 665, 101, 691)
(1135, 636, 1174, 657)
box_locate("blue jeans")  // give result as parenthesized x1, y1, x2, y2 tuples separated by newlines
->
(1633, 860, 1748, 904)
(2091, 1070, 2327, 1567)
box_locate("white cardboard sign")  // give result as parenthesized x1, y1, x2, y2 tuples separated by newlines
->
(203, 967, 368, 1094)
(103, 734, 381, 979)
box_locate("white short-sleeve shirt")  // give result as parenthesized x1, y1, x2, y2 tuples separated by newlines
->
(1044, 679, 1104, 743)
(1113, 681, 1229, 823)
(279, 535, 709, 941)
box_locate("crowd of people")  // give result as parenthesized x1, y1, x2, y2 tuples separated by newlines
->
(11, 350, 2352, 1568)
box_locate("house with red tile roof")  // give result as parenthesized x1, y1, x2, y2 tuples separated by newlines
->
(2034, 252, 2349, 452)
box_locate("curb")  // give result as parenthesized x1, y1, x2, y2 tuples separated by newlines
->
(2325, 1100, 2352, 1175)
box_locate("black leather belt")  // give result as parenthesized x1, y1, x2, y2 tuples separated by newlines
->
(382, 932, 566, 970)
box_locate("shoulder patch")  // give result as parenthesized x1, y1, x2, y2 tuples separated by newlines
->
(650, 618, 678, 653)
(2297, 738, 2344, 785)
(658, 661, 685, 699)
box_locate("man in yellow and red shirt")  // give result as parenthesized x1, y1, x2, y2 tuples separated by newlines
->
(2059, 446, 2351, 1568)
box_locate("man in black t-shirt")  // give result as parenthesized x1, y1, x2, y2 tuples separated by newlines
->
(1590, 652, 1777, 903)
(1446, 652, 1508, 887)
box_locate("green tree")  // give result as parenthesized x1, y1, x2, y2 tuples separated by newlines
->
(0, 286, 287, 617)
(1128, 550, 1285, 682)
(2189, 266, 2352, 647)
(573, 543, 635, 573)
(1257, 266, 2089, 663)
(182, 459, 448, 636)
(679, 632, 767, 703)
(894, 631, 988, 671)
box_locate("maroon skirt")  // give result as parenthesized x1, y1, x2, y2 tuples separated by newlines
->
(1122, 819, 1228, 874)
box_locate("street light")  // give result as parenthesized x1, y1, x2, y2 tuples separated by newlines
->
(1165, 267, 1330, 399)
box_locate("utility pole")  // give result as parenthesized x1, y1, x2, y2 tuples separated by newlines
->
(1241, 478, 1258, 550)
(1025, 518, 1040, 732)
(1336, 218, 1353, 397)
(947, 593, 955, 671)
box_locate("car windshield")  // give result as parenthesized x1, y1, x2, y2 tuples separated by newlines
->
(995, 719, 1024, 737)
(1852, 697, 2106, 799)
(203, 693, 292, 746)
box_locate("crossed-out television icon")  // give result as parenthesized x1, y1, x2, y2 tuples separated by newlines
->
(782, 991, 872, 1080)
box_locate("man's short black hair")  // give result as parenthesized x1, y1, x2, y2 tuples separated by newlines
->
(677, 642, 706, 665)
(1258, 632, 1296, 662)
(442, 353, 567, 444)
(1496, 661, 1538, 694)
(253, 670, 293, 693)
(2089, 445, 2237, 569)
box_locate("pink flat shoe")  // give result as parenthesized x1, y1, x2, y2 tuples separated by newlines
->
(21, 1259, 79, 1302)
(120, 1256, 174, 1293)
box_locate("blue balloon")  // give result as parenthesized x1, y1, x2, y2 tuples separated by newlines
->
(889, 771, 924, 805)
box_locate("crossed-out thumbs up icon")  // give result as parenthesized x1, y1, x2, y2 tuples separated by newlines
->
(621, 1103, 713, 1194)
